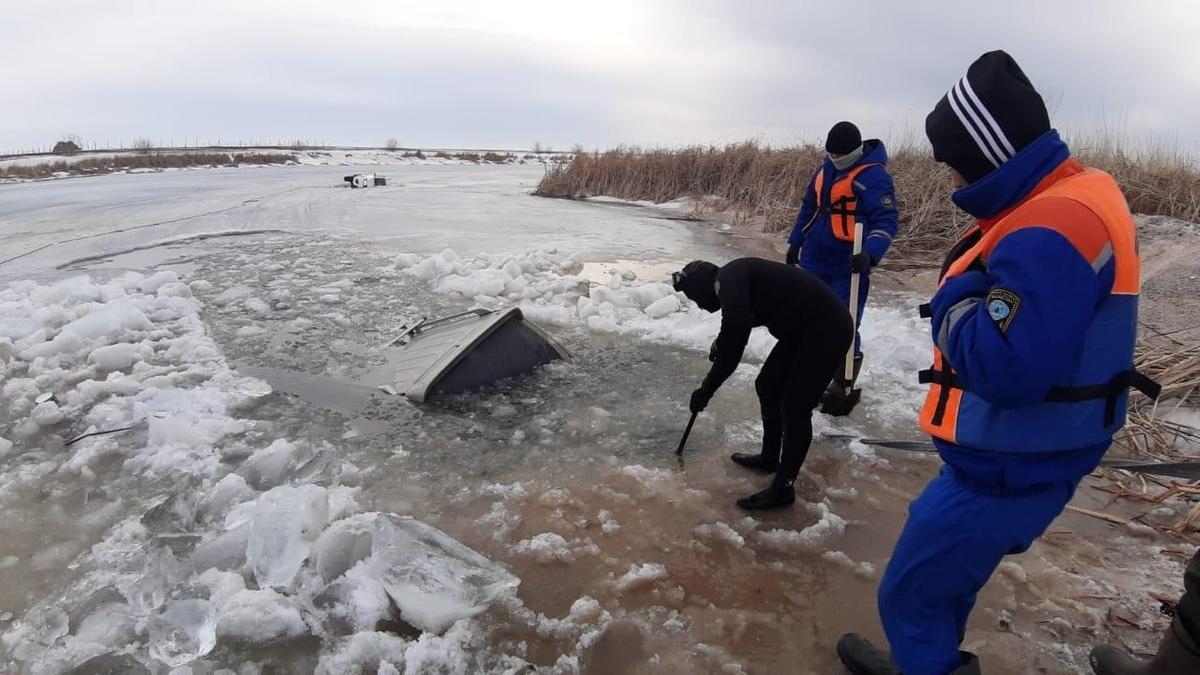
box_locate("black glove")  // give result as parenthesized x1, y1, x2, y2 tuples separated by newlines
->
(689, 386, 714, 413)
(851, 252, 873, 274)
(708, 339, 719, 363)
(785, 244, 800, 266)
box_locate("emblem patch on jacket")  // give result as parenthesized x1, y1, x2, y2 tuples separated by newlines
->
(881, 194, 895, 209)
(986, 288, 1020, 332)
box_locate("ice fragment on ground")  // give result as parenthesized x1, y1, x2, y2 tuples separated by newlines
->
(88, 342, 143, 370)
(756, 501, 847, 551)
(199, 568, 247, 609)
(394, 253, 421, 269)
(148, 599, 217, 667)
(512, 533, 574, 563)
(315, 631, 409, 675)
(74, 601, 138, 647)
(597, 510, 620, 534)
(567, 596, 603, 624)
(243, 297, 271, 315)
(614, 563, 668, 592)
(9, 608, 69, 661)
(644, 295, 680, 318)
(314, 514, 376, 582)
(821, 551, 877, 579)
(141, 493, 199, 536)
(211, 285, 252, 306)
(373, 514, 519, 633)
(216, 589, 307, 643)
(67, 653, 151, 674)
(137, 271, 179, 293)
(618, 464, 673, 491)
(537, 487, 571, 507)
(245, 484, 330, 587)
(238, 439, 308, 487)
(477, 502, 521, 542)
(0, 436, 13, 457)
(826, 486, 859, 501)
(998, 560, 1028, 584)
(191, 523, 250, 573)
(694, 522, 746, 548)
(20, 330, 85, 360)
(62, 297, 155, 340)
(479, 482, 528, 500)
(203, 473, 256, 520)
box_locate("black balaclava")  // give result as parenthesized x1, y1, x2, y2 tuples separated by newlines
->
(925, 50, 1050, 184)
(825, 121, 862, 155)
(673, 260, 720, 312)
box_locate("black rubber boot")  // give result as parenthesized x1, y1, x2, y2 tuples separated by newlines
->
(730, 452, 779, 472)
(837, 634, 980, 674)
(836, 634, 901, 675)
(820, 353, 864, 405)
(736, 479, 795, 510)
(1090, 616, 1200, 674)
(953, 652, 982, 674)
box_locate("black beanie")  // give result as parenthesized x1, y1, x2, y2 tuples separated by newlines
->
(825, 121, 862, 155)
(925, 50, 1050, 184)
(673, 260, 720, 312)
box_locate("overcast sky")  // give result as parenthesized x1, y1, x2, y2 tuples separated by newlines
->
(4, 1, 1198, 154)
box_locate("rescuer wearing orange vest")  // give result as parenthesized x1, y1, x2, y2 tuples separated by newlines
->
(836, 50, 1160, 675)
(786, 122, 899, 401)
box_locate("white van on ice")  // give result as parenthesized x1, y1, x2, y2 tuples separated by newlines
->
(344, 173, 388, 188)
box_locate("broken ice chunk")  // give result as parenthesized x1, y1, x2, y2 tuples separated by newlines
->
(148, 599, 217, 667)
(614, 563, 668, 592)
(73, 601, 138, 648)
(190, 522, 250, 573)
(644, 295, 680, 319)
(13, 608, 69, 660)
(246, 485, 330, 587)
(88, 342, 143, 370)
(66, 653, 151, 674)
(215, 589, 307, 644)
(372, 515, 518, 633)
(313, 514, 376, 583)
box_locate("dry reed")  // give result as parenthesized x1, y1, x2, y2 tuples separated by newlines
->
(2, 152, 297, 180)
(537, 141, 1200, 269)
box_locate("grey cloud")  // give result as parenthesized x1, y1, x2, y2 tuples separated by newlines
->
(2, 1, 1197, 154)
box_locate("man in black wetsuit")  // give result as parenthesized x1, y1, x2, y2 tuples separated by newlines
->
(673, 258, 854, 509)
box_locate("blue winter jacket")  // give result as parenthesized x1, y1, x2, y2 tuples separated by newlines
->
(928, 131, 1121, 492)
(787, 139, 899, 276)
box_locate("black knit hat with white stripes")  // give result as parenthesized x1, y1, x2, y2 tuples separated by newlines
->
(926, 50, 1050, 184)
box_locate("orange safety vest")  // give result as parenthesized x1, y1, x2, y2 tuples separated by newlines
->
(813, 163, 880, 242)
(918, 162, 1158, 452)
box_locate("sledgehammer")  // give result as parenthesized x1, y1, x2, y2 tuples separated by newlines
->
(820, 222, 864, 416)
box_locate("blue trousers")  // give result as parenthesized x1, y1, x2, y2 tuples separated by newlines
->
(878, 466, 1076, 674)
(810, 270, 869, 356)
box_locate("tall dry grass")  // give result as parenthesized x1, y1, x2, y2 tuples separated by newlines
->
(537, 140, 1200, 268)
(1, 152, 297, 180)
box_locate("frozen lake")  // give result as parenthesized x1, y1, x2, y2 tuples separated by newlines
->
(0, 164, 726, 281)
(0, 165, 1149, 674)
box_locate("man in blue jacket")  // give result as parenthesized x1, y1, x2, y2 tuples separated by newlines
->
(786, 122, 898, 398)
(837, 50, 1158, 675)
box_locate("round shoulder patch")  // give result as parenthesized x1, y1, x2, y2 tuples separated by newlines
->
(985, 288, 1021, 332)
